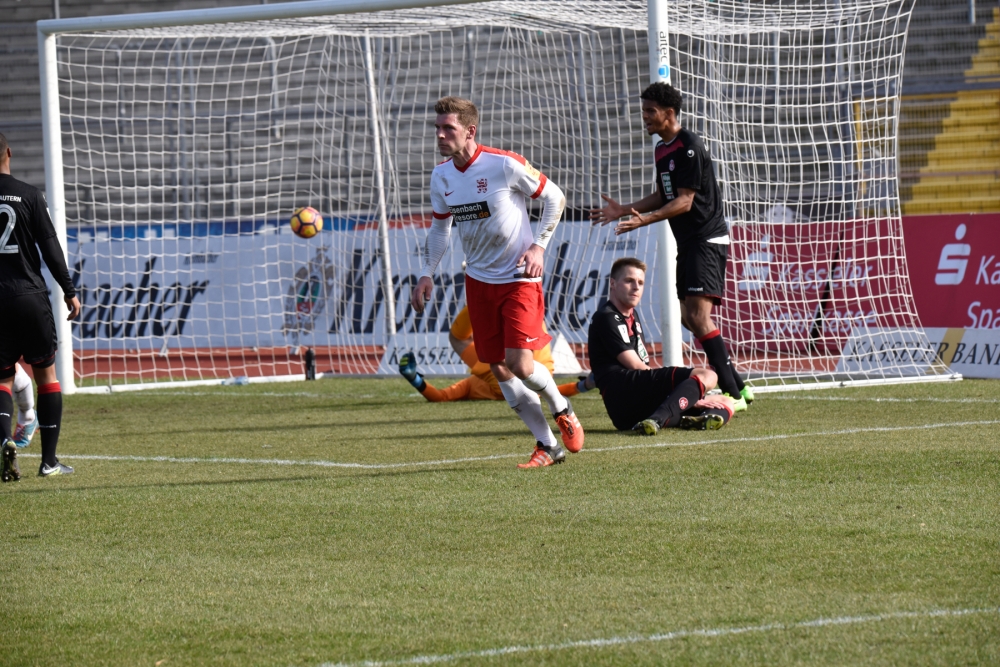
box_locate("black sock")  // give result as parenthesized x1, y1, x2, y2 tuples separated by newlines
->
(37, 384, 62, 467)
(731, 366, 746, 392)
(699, 330, 741, 397)
(648, 378, 704, 429)
(0, 388, 13, 444)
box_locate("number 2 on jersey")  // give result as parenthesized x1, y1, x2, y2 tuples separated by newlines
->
(0, 204, 18, 254)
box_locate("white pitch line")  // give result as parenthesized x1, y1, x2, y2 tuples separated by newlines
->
(766, 396, 1000, 404)
(17, 419, 1000, 470)
(317, 607, 999, 667)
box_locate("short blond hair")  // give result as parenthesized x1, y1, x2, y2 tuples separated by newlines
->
(434, 96, 479, 129)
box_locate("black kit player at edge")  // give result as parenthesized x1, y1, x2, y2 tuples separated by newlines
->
(0, 132, 81, 480)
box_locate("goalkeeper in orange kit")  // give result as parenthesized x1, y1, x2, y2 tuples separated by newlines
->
(399, 305, 594, 402)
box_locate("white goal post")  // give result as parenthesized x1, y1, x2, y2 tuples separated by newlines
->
(37, 0, 959, 393)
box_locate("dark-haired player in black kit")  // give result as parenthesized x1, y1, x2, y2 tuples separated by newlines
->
(0, 132, 81, 481)
(590, 82, 753, 412)
(589, 257, 734, 436)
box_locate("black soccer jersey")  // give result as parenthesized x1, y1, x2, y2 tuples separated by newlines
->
(587, 300, 651, 387)
(0, 173, 75, 301)
(654, 128, 728, 249)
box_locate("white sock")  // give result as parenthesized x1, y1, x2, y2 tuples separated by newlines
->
(12, 365, 35, 424)
(498, 377, 557, 448)
(521, 361, 569, 415)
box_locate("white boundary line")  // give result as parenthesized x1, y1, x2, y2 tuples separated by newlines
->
(766, 396, 1000, 403)
(18, 419, 1000, 470)
(318, 607, 998, 667)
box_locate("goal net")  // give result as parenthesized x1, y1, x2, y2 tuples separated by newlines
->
(42, 0, 952, 392)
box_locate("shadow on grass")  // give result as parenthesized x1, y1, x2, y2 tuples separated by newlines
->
(100, 415, 518, 438)
(0, 465, 480, 496)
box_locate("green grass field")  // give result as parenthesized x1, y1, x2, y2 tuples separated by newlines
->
(1, 377, 998, 666)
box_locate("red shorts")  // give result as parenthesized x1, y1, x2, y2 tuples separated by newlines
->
(464, 276, 551, 364)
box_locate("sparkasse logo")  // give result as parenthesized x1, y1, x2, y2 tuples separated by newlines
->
(935, 224, 971, 285)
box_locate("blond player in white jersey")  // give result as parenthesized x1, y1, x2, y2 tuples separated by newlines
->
(411, 96, 584, 468)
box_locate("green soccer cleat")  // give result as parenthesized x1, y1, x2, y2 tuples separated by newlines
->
(727, 394, 749, 413)
(1, 441, 21, 483)
(680, 414, 726, 431)
(740, 386, 755, 405)
(632, 419, 660, 436)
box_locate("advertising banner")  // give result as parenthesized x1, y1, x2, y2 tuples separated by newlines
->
(65, 222, 665, 369)
(901, 213, 1000, 378)
(721, 209, 903, 356)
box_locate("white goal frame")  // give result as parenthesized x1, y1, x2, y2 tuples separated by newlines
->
(37, 0, 960, 394)
(38, 0, 688, 394)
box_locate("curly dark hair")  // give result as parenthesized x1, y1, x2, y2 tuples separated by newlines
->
(639, 82, 682, 116)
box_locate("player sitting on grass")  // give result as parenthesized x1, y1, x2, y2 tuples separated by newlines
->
(12, 363, 38, 448)
(588, 257, 734, 436)
(590, 82, 753, 411)
(399, 304, 594, 402)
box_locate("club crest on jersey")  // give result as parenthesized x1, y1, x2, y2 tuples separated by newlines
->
(477, 178, 488, 194)
(449, 201, 492, 222)
(678, 396, 689, 410)
(669, 160, 675, 171)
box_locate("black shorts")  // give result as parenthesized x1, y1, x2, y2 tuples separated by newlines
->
(0, 291, 58, 372)
(676, 242, 727, 304)
(599, 366, 694, 430)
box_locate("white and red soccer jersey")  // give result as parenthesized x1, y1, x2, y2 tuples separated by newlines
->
(424, 145, 564, 285)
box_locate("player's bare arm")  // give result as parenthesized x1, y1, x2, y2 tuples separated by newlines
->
(614, 188, 695, 236)
(589, 191, 663, 227)
(616, 349, 651, 371)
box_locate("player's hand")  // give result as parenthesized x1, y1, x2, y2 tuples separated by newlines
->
(516, 244, 545, 279)
(65, 295, 81, 320)
(694, 395, 735, 411)
(614, 209, 645, 235)
(411, 276, 434, 314)
(589, 195, 626, 226)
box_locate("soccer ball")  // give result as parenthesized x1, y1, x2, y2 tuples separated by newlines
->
(290, 206, 323, 238)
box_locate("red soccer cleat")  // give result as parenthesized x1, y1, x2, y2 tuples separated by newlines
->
(517, 444, 566, 468)
(554, 407, 584, 453)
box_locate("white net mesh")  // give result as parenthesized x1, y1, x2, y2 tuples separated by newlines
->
(51, 0, 946, 388)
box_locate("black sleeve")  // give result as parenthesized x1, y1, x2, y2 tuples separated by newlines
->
(671, 144, 704, 192)
(32, 192, 76, 298)
(37, 235, 76, 298)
